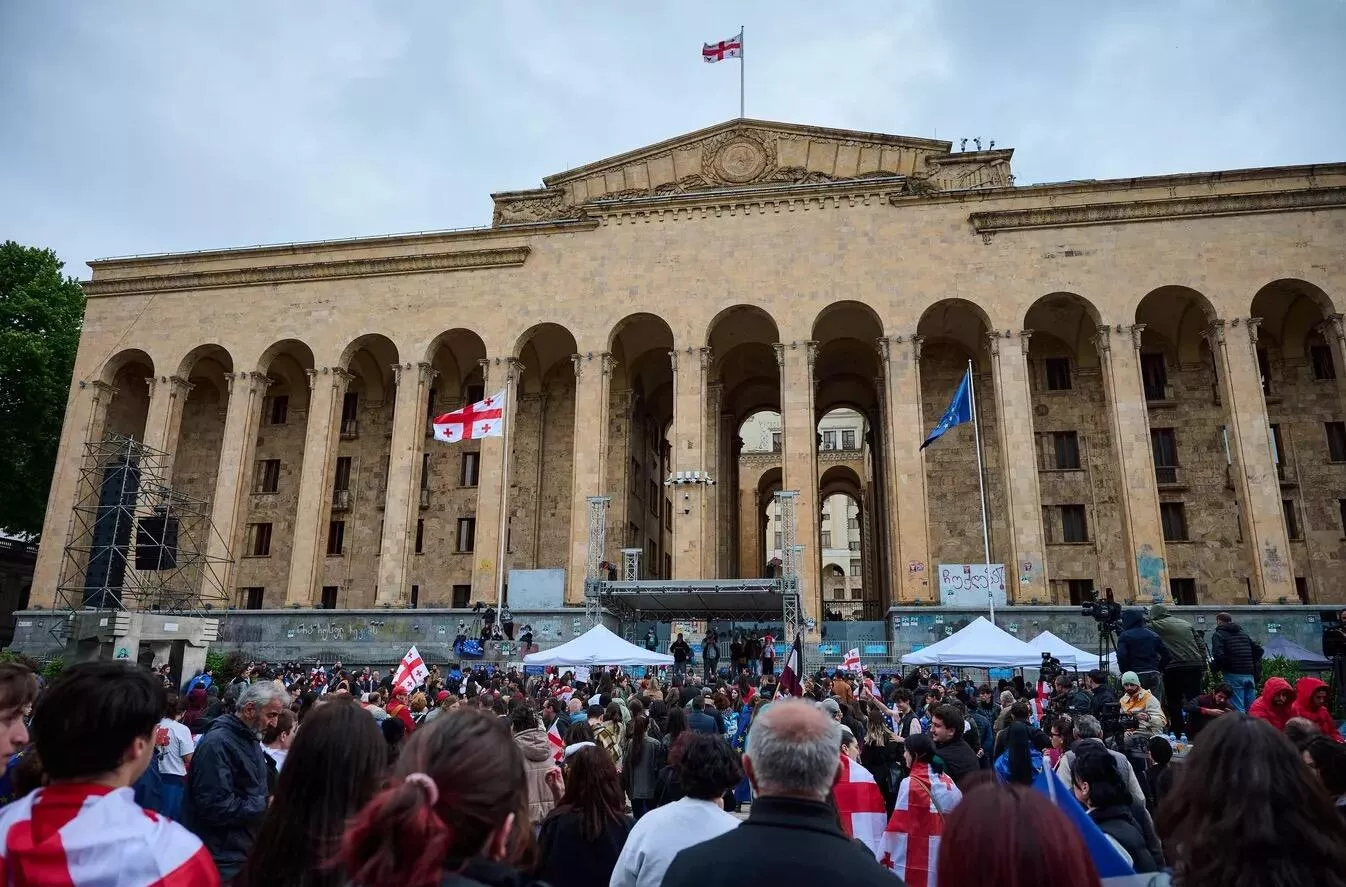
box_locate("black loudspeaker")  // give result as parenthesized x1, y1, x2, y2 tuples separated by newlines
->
(84, 456, 141, 605)
(136, 510, 179, 570)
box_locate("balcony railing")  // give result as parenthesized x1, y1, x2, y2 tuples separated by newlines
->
(339, 419, 359, 439)
(332, 489, 352, 511)
(1155, 465, 1178, 485)
(419, 488, 431, 508)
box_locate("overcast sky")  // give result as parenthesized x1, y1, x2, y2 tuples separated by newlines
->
(3, 1, 1344, 275)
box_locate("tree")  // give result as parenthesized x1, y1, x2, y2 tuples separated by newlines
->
(0, 242, 85, 536)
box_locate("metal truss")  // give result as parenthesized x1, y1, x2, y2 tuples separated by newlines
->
(53, 434, 234, 638)
(774, 491, 805, 667)
(590, 578, 788, 622)
(583, 496, 609, 627)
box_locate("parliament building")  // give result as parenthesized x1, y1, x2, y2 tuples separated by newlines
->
(33, 119, 1346, 629)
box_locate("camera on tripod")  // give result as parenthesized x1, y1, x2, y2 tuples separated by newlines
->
(1039, 652, 1064, 684)
(1099, 701, 1140, 735)
(1080, 587, 1123, 632)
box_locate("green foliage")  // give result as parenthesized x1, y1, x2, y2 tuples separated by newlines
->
(214, 650, 248, 686)
(0, 242, 85, 535)
(204, 648, 227, 677)
(39, 658, 64, 681)
(0, 650, 41, 672)
(1258, 655, 1304, 692)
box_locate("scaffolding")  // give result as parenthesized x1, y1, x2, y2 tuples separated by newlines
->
(582, 496, 609, 627)
(775, 490, 805, 668)
(54, 434, 234, 627)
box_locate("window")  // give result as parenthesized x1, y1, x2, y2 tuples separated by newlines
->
(822, 430, 837, 450)
(320, 586, 338, 609)
(1295, 576, 1310, 604)
(646, 539, 657, 578)
(649, 482, 659, 515)
(265, 395, 289, 425)
(1257, 347, 1271, 395)
(327, 520, 345, 556)
(340, 392, 359, 436)
(1311, 344, 1337, 381)
(1141, 353, 1167, 401)
(1170, 578, 1197, 605)
(1059, 505, 1089, 543)
(849, 558, 862, 577)
(842, 429, 857, 450)
(774, 531, 783, 550)
(457, 517, 476, 553)
(410, 585, 420, 608)
(460, 452, 479, 487)
(821, 530, 832, 548)
(1053, 431, 1081, 470)
(451, 584, 471, 608)
(240, 587, 264, 609)
(1270, 423, 1287, 479)
(416, 453, 429, 491)
(1327, 422, 1346, 462)
(254, 459, 280, 493)
(1283, 499, 1301, 540)
(630, 458, 640, 495)
(849, 540, 861, 552)
(665, 499, 672, 530)
(247, 523, 272, 557)
(1151, 428, 1178, 483)
(1067, 578, 1094, 606)
(1161, 502, 1188, 541)
(1045, 357, 1072, 391)
(664, 553, 672, 579)
(848, 517, 860, 530)
(771, 432, 782, 453)
(850, 587, 863, 601)
(425, 387, 437, 426)
(415, 519, 425, 554)
(334, 456, 352, 492)
(465, 383, 484, 404)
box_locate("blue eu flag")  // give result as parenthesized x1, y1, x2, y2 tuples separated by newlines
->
(921, 367, 973, 449)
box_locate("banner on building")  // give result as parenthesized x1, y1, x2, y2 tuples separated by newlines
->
(938, 564, 1009, 608)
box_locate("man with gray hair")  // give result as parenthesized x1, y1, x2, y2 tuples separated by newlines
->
(183, 678, 287, 879)
(1054, 713, 1147, 807)
(662, 700, 894, 887)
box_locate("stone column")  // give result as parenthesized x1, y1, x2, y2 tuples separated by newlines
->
(285, 367, 351, 606)
(1095, 324, 1170, 602)
(1318, 314, 1346, 418)
(987, 331, 1049, 601)
(669, 347, 710, 579)
(205, 372, 268, 596)
(567, 352, 612, 603)
(376, 362, 436, 606)
(880, 334, 934, 602)
(141, 375, 194, 480)
(1206, 318, 1296, 601)
(739, 485, 761, 578)
(776, 341, 821, 629)
(31, 380, 119, 607)
(471, 358, 522, 603)
(718, 418, 737, 576)
(703, 382, 723, 578)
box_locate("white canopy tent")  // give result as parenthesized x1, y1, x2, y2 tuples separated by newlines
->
(523, 624, 675, 668)
(1028, 630, 1117, 672)
(901, 616, 1046, 668)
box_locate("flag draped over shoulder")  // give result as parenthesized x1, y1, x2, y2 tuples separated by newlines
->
(547, 720, 565, 763)
(1033, 767, 1152, 886)
(921, 367, 973, 449)
(833, 755, 886, 860)
(433, 390, 506, 443)
(776, 634, 803, 698)
(880, 763, 962, 887)
(393, 645, 430, 694)
(0, 785, 220, 886)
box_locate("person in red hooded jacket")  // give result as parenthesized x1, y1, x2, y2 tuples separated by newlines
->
(1249, 677, 1296, 731)
(1292, 677, 1343, 742)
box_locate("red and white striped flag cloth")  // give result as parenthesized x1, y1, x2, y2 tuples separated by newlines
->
(547, 720, 566, 763)
(880, 763, 963, 886)
(393, 645, 430, 694)
(843, 647, 862, 673)
(702, 30, 742, 63)
(432, 389, 506, 443)
(0, 784, 220, 886)
(1031, 680, 1052, 724)
(833, 754, 886, 860)
(776, 634, 804, 699)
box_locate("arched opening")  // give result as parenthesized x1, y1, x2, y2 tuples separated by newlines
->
(234, 339, 316, 606)
(608, 314, 675, 578)
(512, 323, 579, 573)
(818, 462, 866, 621)
(711, 306, 781, 579)
(1022, 293, 1112, 604)
(172, 345, 233, 515)
(738, 412, 782, 578)
(417, 329, 488, 604)
(1251, 279, 1344, 603)
(100, 349, 155, 441)
(1135, 286, 1244, 602)
(917, 300, 1007, 571)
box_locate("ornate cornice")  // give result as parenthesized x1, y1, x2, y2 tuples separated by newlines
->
(83, 246, 533, 298)
(968, 187, 1346, 235)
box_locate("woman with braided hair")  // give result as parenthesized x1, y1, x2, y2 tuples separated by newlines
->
(340, 707, 545, 887)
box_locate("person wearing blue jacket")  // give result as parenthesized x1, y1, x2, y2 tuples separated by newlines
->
(1114, 608, 1172, 700)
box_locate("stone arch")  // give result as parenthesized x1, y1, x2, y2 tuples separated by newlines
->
(512, 323, 578, 572)
(812, 300, 884, 343)
(1252, 279, 1337, 363)
(426, 328, 488, 404)
(1136, 286, 1218, 367)
(1024, 293, 1104, 369)
(171, 345, 235, 511)
(99, 348, 155, 386)
(705, 304, 781, 351)
(338, 333, 400, 397)
(100, 348, 156, 440)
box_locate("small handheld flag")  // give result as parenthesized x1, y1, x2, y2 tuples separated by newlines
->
(547, 720, 565, 763)
(843, 648, 862, 673)
(921, 368, 973, 449)
(392, 645, 430, 694)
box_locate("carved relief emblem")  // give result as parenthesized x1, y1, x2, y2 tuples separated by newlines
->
(713, 137, 768, 183)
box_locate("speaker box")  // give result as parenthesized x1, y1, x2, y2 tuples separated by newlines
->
(84, 456, 140, 604)
(136, 511, 179, 570)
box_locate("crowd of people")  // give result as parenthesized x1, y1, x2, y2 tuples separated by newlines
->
(0, 609, 1341, 886)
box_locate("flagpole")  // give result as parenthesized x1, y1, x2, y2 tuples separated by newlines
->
(739, 26, 745, 118)
(494, 366, 516, 612)
(967, 360, 994, 620)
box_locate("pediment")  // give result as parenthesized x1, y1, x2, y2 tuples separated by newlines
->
(491, 119, 1013, 226)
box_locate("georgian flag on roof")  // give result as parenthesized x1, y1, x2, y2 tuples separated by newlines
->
(702, 30, 743, 62)
(433, 390, 506, 443)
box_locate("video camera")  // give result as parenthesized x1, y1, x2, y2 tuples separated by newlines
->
(1081, 586, 1123, 632)
(1039, 652, 1064, 685)
(1099, 700, 1140, 736)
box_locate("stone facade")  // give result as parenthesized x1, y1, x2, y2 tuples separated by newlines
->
(26, 119, 1346, 649)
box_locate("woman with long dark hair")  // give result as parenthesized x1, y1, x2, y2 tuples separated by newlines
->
(662, 706, 687, 753)
(1159, 713, 1346, 887)
(534, 745, 632, 887)
(340, 707, 542, 887)
(243, 698, 387, 887)
(624, 714, 662, 819)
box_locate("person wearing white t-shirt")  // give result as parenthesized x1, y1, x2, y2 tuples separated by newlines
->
(154, 694, 195, 819)
(262, 708, 296, 774)
(610, 733, 743, 887)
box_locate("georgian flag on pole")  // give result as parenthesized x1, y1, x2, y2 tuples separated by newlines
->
(393, 645, 430, 694)
(547, 720, 566, 763)
(833, 755, 887, 860)
(843, 648, 862, 673)
(433, 390, 506, 443)
(702, 30, 742, 62)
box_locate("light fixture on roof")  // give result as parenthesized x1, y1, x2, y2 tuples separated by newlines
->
(664, 470, 716, 486)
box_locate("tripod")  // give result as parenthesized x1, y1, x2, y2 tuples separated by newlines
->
(1095, 622, 1119, 674)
